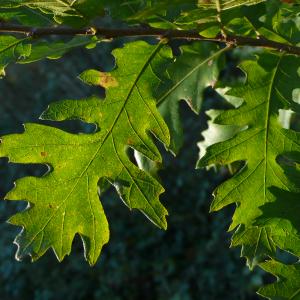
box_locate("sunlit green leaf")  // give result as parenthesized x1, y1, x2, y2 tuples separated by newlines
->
(1, 0, 104, 25)
(198, 52, 300, 267)
(0, 35, 30, 76)
(258, 259, 300, 300)
(0, 41, 170, 265)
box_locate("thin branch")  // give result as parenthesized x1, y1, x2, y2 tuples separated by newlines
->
(1, 23, 300, 56)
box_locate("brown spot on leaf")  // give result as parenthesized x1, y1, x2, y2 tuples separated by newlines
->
(99, 72, 118, 88)
(127, 138, 134, 145)
(41, 151, 47, 157)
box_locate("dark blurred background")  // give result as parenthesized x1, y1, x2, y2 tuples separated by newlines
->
(0, 40, 263, 300)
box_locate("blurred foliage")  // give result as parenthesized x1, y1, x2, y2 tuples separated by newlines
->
(0, 42, 263, 299)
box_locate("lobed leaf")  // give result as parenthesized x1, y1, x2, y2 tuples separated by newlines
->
(156, 42, 225, 153)
(198, 52, 300, 268)
(258, 259, 300, 300)
(0, 41, 170, 265)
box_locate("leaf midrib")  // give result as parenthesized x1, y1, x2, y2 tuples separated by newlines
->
(80, 42, 164, 177)
(21, 39, 91, 63)
(263, 55, 283, 202)
(156, 46, 229, 107)
(0, 37, 28, 57)
(20, 42, 165, 252)
(290, 288, 300, 300)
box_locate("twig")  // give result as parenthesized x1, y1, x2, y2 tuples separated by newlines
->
(0, 23, 300, 55)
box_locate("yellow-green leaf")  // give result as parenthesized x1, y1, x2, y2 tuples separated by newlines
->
(0, 41, 170, 265)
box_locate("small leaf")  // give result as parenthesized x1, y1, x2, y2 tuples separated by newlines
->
(20, 37, 96, 64)
(0, 35, 31, 76)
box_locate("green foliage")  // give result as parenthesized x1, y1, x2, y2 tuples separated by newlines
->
(0, 41, 171, 265)
(0, 0, 300, 299)
(198, 52, 300, 268)
(0, 35, 30, 76)
(156, 42, 225, 153)
(22, 36, 95, 63)
(0, 55, 262, 299)
(0, 35, 96, 75)
(1, 0, 104, 25)
(258, 259, 300, 299)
